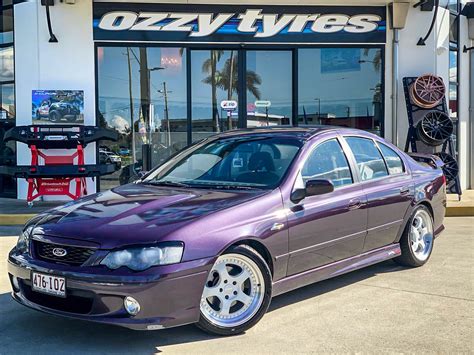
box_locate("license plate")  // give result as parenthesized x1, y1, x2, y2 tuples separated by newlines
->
(31, 272, 66, 298)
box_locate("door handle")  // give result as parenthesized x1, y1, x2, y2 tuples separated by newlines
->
(348, 199, 362, 210)
(400, 186, 410, 196)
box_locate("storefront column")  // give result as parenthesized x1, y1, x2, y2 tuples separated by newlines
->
(14, 1, 97, 200)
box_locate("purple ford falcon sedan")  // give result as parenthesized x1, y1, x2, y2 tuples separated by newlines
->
(8, 127, 446, 336)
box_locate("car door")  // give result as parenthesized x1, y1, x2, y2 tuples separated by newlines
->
(286, 136, 368, 276)
(343, 136, 413, 252)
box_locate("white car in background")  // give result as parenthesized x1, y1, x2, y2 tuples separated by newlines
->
(99, 149, 122, 168)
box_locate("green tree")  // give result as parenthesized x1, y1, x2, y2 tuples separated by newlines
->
(202, 50, 262, 131)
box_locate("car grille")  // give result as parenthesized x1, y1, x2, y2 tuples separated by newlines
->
(33, 240, 96, 266)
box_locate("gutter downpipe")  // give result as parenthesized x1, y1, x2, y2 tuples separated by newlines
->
(392, 29, 400, 146)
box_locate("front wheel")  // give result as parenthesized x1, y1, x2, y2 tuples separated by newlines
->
(394, 206, 434, 267)
(196, 245, 272, 336)
(49, 111, 60, 122)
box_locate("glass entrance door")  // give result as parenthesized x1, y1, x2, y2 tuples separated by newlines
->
(191, 49, 239, 142)
(245, 50, 293, 127)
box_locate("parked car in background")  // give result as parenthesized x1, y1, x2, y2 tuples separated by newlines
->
(8, 127, 446, 336)
(99, 149, 122, 168)
(118, 147, 130, 156)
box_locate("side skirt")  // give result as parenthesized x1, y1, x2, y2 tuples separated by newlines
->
(272, 243, 401, 297)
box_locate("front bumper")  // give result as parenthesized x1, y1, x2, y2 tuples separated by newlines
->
(8, 251, 214, 330)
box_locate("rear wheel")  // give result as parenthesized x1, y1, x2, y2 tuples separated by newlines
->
(196, 245, 272, 336)
(394, 206, 434, 267)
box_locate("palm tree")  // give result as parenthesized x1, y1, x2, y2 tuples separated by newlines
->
(202, 50, 224, 131)
(202, 50, 262, 131)
(362, 48, 382, 72)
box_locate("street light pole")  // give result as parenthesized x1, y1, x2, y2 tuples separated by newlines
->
(158, 82, 172, 147)
(314, 98, 321, 123)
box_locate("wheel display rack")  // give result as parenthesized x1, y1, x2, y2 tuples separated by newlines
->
(403, 76, 462, 198)
(0, 125, 118, 205)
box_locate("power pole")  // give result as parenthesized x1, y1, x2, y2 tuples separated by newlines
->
(126, 47, 136, 164)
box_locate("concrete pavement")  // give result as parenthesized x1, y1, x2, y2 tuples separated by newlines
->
(0, 217, 472, 354)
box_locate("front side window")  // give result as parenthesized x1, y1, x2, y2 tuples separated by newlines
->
(345, 137, 388, 181)
(301, 139, 353, 188)
(145, 137, 302, 189)
(378, 143, 405, 175)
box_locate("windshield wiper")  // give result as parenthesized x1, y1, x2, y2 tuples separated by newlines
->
(142, 180, 191, 188)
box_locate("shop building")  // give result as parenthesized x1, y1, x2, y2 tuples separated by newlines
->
(0, 0, 473, 199)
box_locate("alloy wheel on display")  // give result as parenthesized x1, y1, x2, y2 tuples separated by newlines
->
(410, 75, 446, 109)
(435, 152, 459, 183)
(200, 253, 265, 328)
(416, 111, 453, 146)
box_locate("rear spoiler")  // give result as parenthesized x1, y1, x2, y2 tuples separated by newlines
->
(408, 153, 444, 169)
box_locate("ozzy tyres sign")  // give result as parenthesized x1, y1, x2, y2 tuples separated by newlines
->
(93, 4, 386, 43)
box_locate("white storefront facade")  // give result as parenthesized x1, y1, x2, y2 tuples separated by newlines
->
(0, 0, 472, 199)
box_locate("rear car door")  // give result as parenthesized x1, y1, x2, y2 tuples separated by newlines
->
(343, 136, 413, 252)
(287, 137, 368, 276)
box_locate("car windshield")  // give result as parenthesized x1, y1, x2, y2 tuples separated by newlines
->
(143, 136, 303, 189)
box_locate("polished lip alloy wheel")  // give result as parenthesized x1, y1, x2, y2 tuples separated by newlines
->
(409, 209, 434, 262)
(200, 253, 265, 328)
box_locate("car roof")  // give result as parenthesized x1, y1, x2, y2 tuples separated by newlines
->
(209, 126, 377, 142)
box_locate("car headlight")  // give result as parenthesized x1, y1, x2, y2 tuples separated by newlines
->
(16, 226, 33, 254)
(100, 243, 184, 271)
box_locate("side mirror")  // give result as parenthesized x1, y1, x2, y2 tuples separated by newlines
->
(290, 179, 334, 204)
(305, 179, 334, 197)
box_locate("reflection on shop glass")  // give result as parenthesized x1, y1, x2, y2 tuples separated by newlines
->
(32, 90, 85, 125)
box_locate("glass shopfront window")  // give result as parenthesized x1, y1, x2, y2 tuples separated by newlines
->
(97, 45, 384, 190)
(0, 3, 15, 198)
(246, 50, 292, 127)
(97, 46, 187, 190)
(298, 48, 383, 135)
(191, 50, 239, 141)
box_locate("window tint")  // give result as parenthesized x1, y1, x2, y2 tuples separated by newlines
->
(378, 143, 405, 175)
(345, 137, 388, 181)
(301, 139, 353, 188)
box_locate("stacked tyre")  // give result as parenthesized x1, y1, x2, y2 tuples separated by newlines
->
(410, 74, 459, 184)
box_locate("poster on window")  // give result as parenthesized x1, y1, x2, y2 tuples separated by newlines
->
(32, 90, 84, 125)
(321, 48, 361, 74)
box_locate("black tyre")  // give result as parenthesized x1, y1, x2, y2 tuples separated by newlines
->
(49, 111, 60, 123)
(394, 205, 434, 267)
(196, 244, 272, 336)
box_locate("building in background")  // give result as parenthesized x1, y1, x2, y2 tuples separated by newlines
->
(2, 0, 473, 199)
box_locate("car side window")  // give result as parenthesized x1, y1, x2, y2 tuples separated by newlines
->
(301, 139, 353, 188)
(378, 143, 405, 175)
(345, 137, 389, 181)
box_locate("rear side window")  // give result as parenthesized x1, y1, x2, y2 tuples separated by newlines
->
(301, 139, 353, 188)
(345, 137, 388, 181)
(378, 143, 405, 175)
